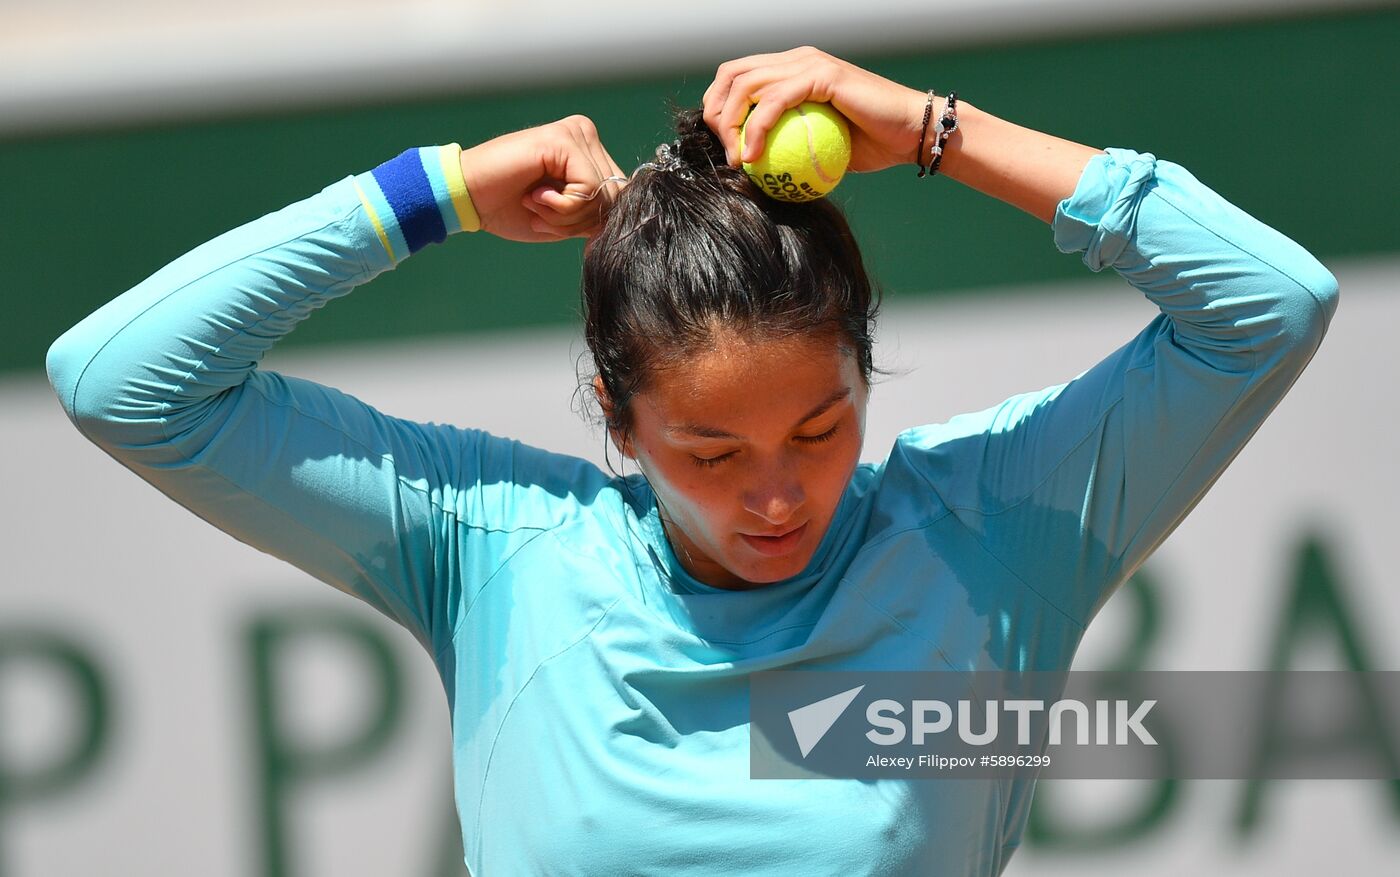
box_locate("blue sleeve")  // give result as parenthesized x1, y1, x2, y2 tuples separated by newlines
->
(893, 147, 1339, 628)
(44, 147, 608, 656)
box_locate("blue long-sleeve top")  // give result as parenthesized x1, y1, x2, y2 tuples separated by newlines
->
(46, 143, 1338, 876)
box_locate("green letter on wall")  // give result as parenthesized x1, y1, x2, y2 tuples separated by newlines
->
(246, 608, 404, 877)
(0, 628, 111, 877)
(1236, 533, 1400, 834)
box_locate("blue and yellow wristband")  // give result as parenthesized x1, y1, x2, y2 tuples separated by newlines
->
(352, 143, 481, 263)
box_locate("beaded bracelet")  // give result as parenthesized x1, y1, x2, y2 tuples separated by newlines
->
(914, 89, 936, 177)
(916, 91, 959, 178)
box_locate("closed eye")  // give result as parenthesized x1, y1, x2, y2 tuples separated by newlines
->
(688, 424, 841, 468)
(689, 452, 736, 469)
(795, 424, 841, 445)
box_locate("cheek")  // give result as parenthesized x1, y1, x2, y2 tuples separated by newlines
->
(812, 432, 863, 503)
(671, 476, 733, 531)
(640, 452, 732, 530)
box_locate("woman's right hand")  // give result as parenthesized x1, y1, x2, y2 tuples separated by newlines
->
(459, 115, 627, 243)
(701, 47, 928, 174)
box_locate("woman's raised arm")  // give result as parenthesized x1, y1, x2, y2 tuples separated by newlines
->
(45, 118, 626, 654)
(702, 45, 1101, 222)
(704, 47, 1338, 629)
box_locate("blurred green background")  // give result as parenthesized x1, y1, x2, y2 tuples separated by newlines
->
(6, 6, 1396, 376)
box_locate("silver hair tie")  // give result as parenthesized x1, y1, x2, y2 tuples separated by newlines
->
(636, 140, 695, 179)
(560, 139, 694, 203)
(563, 174, 629, 201)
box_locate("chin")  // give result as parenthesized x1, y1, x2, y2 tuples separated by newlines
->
(738, 550, 813, 585)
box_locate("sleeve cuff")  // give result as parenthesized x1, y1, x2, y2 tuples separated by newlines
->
(1051, 147, 1158, 272)
(352, 143, 482, 264)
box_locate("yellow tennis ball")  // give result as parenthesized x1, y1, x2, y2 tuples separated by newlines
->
(741, 102, 852, 203)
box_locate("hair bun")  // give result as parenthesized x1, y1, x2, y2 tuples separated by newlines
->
(671, 106, 729, 171)
(582, 99, 879, 451)
(628, 104, 751, 194)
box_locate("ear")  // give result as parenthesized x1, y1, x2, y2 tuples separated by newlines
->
(592, 375, 637, 460)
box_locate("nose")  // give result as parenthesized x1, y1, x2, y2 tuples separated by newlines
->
(742, 468, 806, 526)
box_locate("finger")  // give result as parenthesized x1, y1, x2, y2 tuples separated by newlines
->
(561, 120, 628, 212)
(703, 56, 756, 125)
(734, 79, 815, 165)
(525, 209, 586, 240)
(703, 56, 796, 162)
(570, 113, 625, 181)
(529, 206, 593, 234)
(528, 164, 603, 215)
(578, 139, 628, 209)
(711, 70, 764, 165)
(569, 120, 609, 185)
(718, 63, 808, 165)
(529, 173, 624, 222)
(588, 141, 628, 198)
(535, 115, 606, 201)
(702, 49, 800, 119)
(528, 218, 575, 240)
(529, 187, 603, 233)
(557, 118, 612, 211)
(525, 116, 627, 232)
(540, 215, 599, 242)
(532, 182, 591, 213)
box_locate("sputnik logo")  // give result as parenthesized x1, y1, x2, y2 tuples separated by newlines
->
(787, 685, 864, 758)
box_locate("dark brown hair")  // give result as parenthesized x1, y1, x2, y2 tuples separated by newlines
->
(580, 104, 880, 440)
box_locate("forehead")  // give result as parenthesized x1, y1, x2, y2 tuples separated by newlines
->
(639, 330, 863, 423)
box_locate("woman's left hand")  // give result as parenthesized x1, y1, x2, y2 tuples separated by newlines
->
(701, 46, 929, 174)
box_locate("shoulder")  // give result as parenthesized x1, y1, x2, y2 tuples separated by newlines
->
(873, 383, 1069, 518)
(420, 425, 623, 532)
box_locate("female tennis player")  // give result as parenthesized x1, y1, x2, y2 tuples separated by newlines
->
(47, 47, 1336, 876)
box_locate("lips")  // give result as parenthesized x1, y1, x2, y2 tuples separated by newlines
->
(747, 523, 803, 538)
(740, 522, 808, 557)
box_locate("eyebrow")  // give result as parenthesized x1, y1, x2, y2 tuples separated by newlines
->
(665, 388, 852, 440)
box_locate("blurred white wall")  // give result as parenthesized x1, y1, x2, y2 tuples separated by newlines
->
(1, 0, 1390, 134)
(2, 255, 1396, 876)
